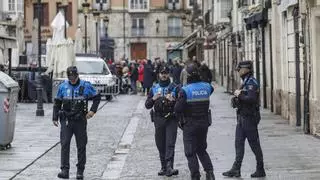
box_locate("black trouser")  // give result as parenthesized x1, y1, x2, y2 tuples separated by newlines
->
(60, 117, 87, 172)
(153, 116, 178, 169)
(183, 120, 213, 177)
(234, 115, 264, 169)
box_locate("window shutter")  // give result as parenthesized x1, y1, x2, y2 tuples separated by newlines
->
(67, 2, 72, 25)
(43, 3, 49, 26)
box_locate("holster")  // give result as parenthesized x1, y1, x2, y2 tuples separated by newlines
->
(208, 109, 212, 126)
(150, 109, 155, 122)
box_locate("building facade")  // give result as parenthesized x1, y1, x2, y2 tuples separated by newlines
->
(79, 0, 192, 61)
(24, 0, 78, 54)
(205, 0, 320, 136)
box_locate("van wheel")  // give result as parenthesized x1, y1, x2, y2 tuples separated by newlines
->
(106, 95, 113, 101)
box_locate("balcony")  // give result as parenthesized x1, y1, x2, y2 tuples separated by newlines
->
(92, 0, 110, 11)
(128, 0, 149, 13)
(131, 28, 144, 37)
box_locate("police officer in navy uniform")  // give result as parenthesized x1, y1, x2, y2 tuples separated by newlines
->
(222, 61, 266, 178)
(53, 66, 101, 179)
(174, 64, 215, 180)
(145, 66, 179, 177)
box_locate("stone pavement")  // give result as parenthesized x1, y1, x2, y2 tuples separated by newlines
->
(119, 87, 320, 180)
(2, 87, 320, 180)
(0, 95, 142, 180)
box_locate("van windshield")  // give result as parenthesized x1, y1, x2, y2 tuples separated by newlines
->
(76, 61, 110, 75)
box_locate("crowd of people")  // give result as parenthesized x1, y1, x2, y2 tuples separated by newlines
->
(106, 56, 213, 95)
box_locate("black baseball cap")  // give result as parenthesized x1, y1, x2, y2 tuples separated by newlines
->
(160, 66, 170, 74)
(236, 60, 253, 71)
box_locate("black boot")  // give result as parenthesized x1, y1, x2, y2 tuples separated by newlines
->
(166, 161, 179, 177)
(158, 167, 166, 176)
(222, 163, 241, 177)
(76, 171, 84, 180)
(57, 170, 69, 179)
(206, 170, 215, 180)
(158, 160, 166, 176)
(191, 175, 201, 180)
(251, 163, 266, 178)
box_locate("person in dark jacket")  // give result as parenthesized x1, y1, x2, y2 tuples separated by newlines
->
(174, 63, 215, 180)
(171, 58, 183, 85)
(199, 62, 212, 83)
(222, 60, 265, 178)
(143, 60, 155, 95)
(145, 66, 179, 177)
(129, 63, 138, 94)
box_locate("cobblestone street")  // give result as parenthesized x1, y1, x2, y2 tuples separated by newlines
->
(1, 87, 320, 180)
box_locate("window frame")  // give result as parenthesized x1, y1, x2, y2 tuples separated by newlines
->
(131, 18, 145, 37)
(128, 0, 149, 12)
(8, 0, 16, 12)
(33, 3, 49, 26)
(168, 17, 182, 37)
(168, 0, 181, 10)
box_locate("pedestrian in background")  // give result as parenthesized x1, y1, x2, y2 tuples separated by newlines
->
(199, 61, 212, 83)
(145, 66, 179, 177)
(222, 60, 265, 178)
(174, 63, 215, 180)
(180, 62, 188, 86)
(129, 62, 138, 94)
(52, 66, 101, 180)
(138, 60, 145, 94)
(143, 60, 154, 95)
(171, 57, 183, 85)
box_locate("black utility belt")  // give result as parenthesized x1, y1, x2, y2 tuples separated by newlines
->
(59, 110, 86, 120)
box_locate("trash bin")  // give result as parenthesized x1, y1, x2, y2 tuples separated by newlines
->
(0, 72, 19, 150)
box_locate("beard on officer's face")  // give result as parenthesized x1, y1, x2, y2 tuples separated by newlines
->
(159, 73, 169, 81)
(238, 68, 250, 77)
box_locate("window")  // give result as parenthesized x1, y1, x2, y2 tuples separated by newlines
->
(168, 0, 181, 10)
(33, 3, 49, 26)
(17, 0, 23, 12)
(168, 17, 182, 37)
(130, 0, 148, 10)
(220, 0, 232, 19)
(8, 0, 15, 11)
(132, 18, 144, 36)
(189, 0, 194, 6)
(56, 2, 73, 25)
(93, 0, 109, 11)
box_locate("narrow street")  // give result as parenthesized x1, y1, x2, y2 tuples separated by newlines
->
(1, 87, 320, 180)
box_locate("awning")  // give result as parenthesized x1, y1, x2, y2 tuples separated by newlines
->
(0, 35, 17, 50)
(244, 9, 268, 30)
(169, 30, 199, 52)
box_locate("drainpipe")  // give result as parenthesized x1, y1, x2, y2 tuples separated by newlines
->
(255, 29, 260, 85)
(261, 18, 267, 108)
(123, 0, 126, 59)
(293, 6, 301, 127)
(302, 5, 310, 133)
(269, 24, 274, 112)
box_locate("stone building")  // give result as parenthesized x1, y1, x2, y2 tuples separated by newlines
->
(79, 0, 192, 61)
(206, 0, 320, 136)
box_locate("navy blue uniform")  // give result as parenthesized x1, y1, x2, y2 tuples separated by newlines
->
(234, 75, 264, 170)
(53, 79, 100, 173)
(175, 82, 214, 178)
(145, 81, 179, 174)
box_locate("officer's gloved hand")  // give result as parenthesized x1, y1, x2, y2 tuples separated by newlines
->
(53, 120, 59, 127)
(86, 111, 95, 120)
(178, 121, 184, 130)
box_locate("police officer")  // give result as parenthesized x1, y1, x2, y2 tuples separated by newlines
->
(145, 66, 179, 177)
(52, 66, 101, 179)
(222, 60, 265, 178)
(174, 64, 215, 180)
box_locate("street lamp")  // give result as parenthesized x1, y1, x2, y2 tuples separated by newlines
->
(82, 0, 90, 54)
(155, 19, 160, 33)
(103, 16, 109, 36)
(36, 0, 44, 116)
(93, 10, 100, 55)
(60, 0, 68, 39)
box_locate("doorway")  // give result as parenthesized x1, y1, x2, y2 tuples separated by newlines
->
(130, 43, 147, 60)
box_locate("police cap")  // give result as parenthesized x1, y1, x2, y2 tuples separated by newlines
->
(236, 60, 253, 71)
(67, 66, 78, 76)
(159, 66, 170, 74)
